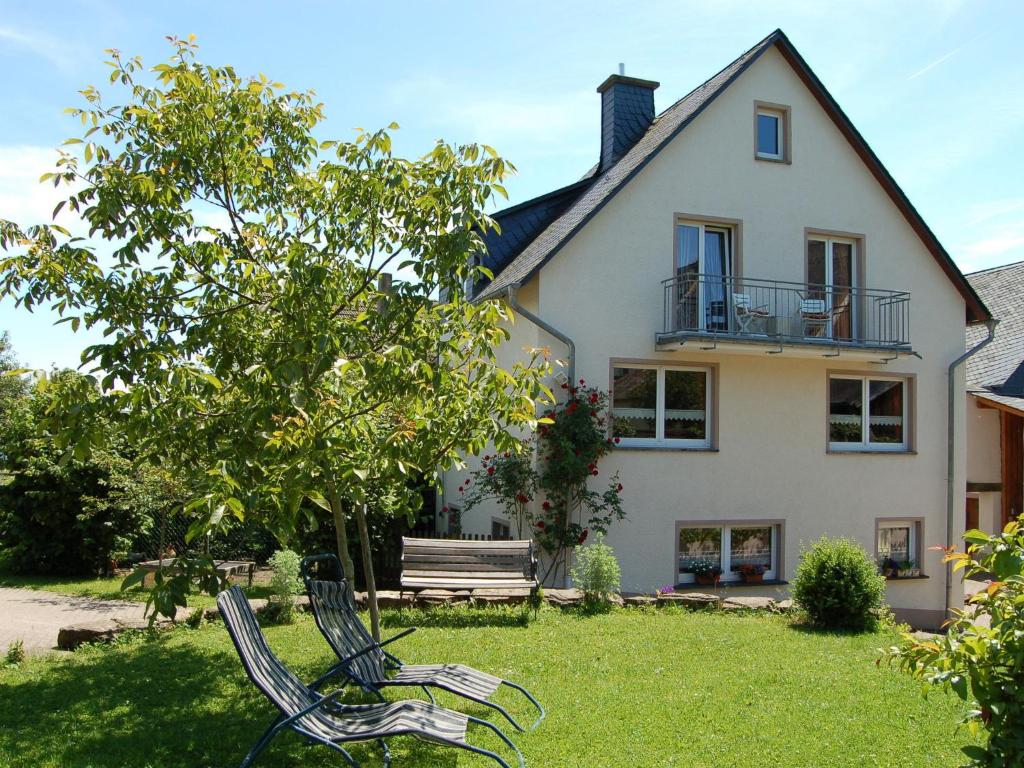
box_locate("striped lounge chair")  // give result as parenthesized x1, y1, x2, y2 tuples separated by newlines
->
(300, 554, 545, 732)
(217, 586, 524, 768)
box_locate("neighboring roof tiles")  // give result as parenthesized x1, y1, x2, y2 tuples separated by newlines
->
(476, 29, 991, 324)
(967, 260, 1024, 394)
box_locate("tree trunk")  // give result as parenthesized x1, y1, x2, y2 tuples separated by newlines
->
(354, 502, 381, 641)
(327, 482, 356, 584)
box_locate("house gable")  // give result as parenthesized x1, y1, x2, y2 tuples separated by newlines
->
(477, 29, 989, 324)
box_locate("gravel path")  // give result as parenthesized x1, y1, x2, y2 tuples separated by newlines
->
(0, 587, 148, 654)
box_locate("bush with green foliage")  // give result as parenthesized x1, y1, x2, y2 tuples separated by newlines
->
(0, 371, 185, 576)
(4, 640, 24, 666)
(888, 522, 1024, 767)
(570, 533, 621, 611)
(264, 549, 303, 624)
(790, 536, 887, 631)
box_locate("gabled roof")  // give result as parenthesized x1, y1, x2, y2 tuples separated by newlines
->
(477, 29, 991, 324)
(967, 261, 1024, 399)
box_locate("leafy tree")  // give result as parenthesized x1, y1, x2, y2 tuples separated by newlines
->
(0, 37, 550, 635)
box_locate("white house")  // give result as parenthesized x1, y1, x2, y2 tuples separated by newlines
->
(440, 29, 992, 629)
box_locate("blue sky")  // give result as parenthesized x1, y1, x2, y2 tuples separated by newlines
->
(1, 0, 1022, 370)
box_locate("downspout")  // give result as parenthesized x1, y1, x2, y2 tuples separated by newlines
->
(946, 318, 997, 616)
(506, 284, 575, 386)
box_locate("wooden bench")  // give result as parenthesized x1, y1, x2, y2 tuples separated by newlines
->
(400, 537, 538, 598)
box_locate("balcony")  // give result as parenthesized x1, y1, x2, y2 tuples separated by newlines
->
(657, 273, 912, 358)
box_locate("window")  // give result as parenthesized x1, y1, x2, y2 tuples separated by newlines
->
(612, 365, 711, 447)
(491, 518, 511, 540)
(678, 523, 779, 583)
(829, 375, 908, 451)
(755, 105, 787, 161)
(675, 221, 733, 332)
(807, 236, 857, 339)
(877, 520, 922, 573)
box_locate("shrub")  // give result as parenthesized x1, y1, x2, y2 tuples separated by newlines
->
(790, 536, 886, 631)
(4, 640, 25, 666)
(888, 522, 1024, 767)
(263, 549, 302, 624)
(570, 533, 621, 611)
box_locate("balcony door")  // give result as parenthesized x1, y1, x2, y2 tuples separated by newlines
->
(807, 236, 856, 340)
(676, 222, 732, 332)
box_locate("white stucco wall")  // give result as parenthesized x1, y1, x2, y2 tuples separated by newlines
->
(453, 47, 971, 627)
(965, 397, 1006, 535)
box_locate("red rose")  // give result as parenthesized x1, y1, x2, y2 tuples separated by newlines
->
(579, 378, 586, 385)
(515, 493, 529, 504)
(560, 382, 568, 389)
(441, 506, 449, 513)
(536, 520, 545, 529)
(465, 478, 471, 485)
(587, 463, 596, 472)
(591, 469, 599, 476)
(487, 466, 495, 476)
(578, 529, 589, 545)
(589, 393, 599, 404)
(616, 483, 623, 492)
(458, 486, 464, 493)
(542, 500, 551, 511)
(613, 437, 621, 444)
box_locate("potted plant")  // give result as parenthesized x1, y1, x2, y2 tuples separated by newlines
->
(738, 563, 767, 584)
(691, 560, 723, 586)
(897, 560, 917, 578)
(880, 557, 899, 579)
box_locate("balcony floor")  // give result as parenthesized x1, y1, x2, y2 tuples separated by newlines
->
(654, 330, 917, 362)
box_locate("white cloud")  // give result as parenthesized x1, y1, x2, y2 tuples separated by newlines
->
(0, 25, 79, 72)
(0, 144, 81, 229)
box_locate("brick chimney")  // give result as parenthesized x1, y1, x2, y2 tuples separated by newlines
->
(596, 72, 659, 172)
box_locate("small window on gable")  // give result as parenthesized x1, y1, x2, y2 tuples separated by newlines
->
(755, 104, 788, 162)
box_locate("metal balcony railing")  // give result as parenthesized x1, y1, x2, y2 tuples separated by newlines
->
(659, 273, 911, 350)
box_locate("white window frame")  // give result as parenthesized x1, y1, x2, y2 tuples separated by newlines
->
(612, 364, 712, 449)
(677, 523, 779, 584)
(877, 520, 919, 567)
(756, 108, 784, 160)
(676, 220, 733, 333)
(828, 374, 909, 452)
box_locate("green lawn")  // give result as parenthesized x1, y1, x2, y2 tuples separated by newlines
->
(0, 607, 974, 768)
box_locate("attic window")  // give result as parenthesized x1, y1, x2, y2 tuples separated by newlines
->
(755, 103, 789, 162)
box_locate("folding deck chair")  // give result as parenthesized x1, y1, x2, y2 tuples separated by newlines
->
(217, 586, 525, 768)
(301, 553, 545, 733)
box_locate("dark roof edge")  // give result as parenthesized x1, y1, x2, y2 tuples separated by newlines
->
(966, 258, 1024, 278)
(770, 33, 990, 323)
(489, 176, 595, 221)
(480, 29, 782, 299)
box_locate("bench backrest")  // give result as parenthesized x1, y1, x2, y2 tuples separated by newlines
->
(401, 537, 536, 583)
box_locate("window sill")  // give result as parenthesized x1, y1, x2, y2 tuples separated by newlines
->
(754, 154, 791, 165)
(676, 579, 788, 589)
(616, 445, 718, 453)
(884, 574, 929, 581)
(827, 448, 916, 456)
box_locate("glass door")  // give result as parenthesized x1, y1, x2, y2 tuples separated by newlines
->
(676, 222, 732, 332)
(807, 237, 856, 340)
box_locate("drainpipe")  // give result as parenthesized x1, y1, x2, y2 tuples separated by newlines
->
(946, 318, 997, 616)
(505, 284, 576, 386)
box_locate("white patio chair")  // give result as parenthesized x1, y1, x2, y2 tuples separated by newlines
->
(733, 293, 773, 334)
(800, 298, 832, 338)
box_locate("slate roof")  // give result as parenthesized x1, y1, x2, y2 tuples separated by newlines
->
(967, 261, 1024, 402)
(474, 29, 990, 325)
